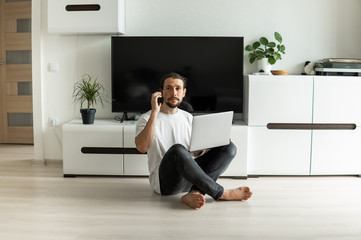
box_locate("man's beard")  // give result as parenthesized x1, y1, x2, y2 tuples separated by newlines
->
(165, 97, 181, 109)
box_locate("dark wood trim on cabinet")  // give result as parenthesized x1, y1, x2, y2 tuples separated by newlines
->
(267, 123, 356, 130)
(81, 147, 146, 154)
(65, 4, 101, 11)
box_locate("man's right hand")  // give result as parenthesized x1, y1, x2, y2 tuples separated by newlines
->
(135, 92, 162, 153)
(151, 91, 162, 113)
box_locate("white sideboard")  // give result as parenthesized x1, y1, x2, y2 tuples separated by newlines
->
(62, 75, 361, 177)
(62, 119, 248, 177)
(245, 75, 361, 176)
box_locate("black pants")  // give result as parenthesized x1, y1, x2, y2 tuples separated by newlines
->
(159, 142, 237, 200)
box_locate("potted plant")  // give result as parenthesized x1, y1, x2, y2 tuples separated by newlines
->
(245, 32, 286, 73)
(73, 74, 108, 124)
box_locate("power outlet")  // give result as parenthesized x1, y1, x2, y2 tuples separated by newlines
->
(48, 117, 59, 127)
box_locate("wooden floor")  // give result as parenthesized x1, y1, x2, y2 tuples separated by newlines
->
(1, 144, 361, 240)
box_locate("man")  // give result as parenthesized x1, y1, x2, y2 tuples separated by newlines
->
(135, 72, 252, 209)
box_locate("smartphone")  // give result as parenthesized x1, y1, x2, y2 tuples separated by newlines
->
(157, 97, 163, 105)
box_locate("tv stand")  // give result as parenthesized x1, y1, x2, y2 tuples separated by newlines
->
(62, 119, 248, 177)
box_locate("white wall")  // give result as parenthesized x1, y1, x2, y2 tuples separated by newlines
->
(33, 0, 361, 161)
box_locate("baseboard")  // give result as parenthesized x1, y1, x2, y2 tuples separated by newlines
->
(32, 159, 45, 166)
(45, 159, 63, 165)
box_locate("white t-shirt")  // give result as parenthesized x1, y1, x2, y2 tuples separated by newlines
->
(135, 109, 193, 194)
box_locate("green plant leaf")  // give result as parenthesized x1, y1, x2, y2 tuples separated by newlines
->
(268, 56, 276, 65)
(250, 56, 256, 64)
(275, 32, 282, 43)
(279, 45, 286, 53)
(245, 45, 254, 51)
(267, 42, 276, 48)
(259, 37, 268, 45)
(255, 50, 265, 58)
(274, 52, 281, 60)
(266, 48, 275, 54)
(253, 42, 261, 49)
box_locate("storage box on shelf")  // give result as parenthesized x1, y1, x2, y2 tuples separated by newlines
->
(244, 75, 361, 176)
(48, 0, 125, 34)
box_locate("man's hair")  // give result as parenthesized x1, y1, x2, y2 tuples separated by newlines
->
(160, 72, 187, 90)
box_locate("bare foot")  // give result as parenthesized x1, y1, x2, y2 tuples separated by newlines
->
(181, 190, 206, 209)
(219, 187, 253, 201)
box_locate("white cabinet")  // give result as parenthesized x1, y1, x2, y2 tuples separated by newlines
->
(63, 74, 361, 178)
(62, 120, 247, 177)
(48, 0, 125, 34)
(63, 120, 124, 175)
(246, 75, 361, 176)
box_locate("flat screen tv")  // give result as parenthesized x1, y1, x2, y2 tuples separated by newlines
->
(111, 36, 244, 114)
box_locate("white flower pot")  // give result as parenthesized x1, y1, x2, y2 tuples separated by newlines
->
(257, 58, 272, 74)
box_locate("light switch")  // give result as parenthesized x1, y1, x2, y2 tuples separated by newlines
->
(48, 62, 59, 72)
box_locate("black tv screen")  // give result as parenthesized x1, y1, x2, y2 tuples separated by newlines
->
(111, 36, 244, 113)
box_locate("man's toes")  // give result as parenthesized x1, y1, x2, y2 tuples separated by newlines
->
(197, 201, 205, 208)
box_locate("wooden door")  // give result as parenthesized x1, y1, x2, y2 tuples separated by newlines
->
(0, 0, 33, 144)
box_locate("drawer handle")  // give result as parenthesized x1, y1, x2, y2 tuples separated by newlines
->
(65, 4, 101, 11)
(267, 123, 356, 130)
(81, 147, 146, 154)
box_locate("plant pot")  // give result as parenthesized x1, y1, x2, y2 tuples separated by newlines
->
(80, 108, 96, 124)
(258, 58, 272, 74)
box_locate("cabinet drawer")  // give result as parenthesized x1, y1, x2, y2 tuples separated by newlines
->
(123, 125, 137, 148)
(311, 128, 361, 175)
(62, 121, 124, 175)
(247, 127, 311, 175)
(63, 154, 123, 175)
(123, 154, 149, 176)
(63, 123, 123, 147)
(245, 75, 313, 125)
(313, 76, 361, 125)
(222, 125, 248, 177)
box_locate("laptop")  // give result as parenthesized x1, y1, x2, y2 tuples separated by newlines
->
(189, 111, 234, 152)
